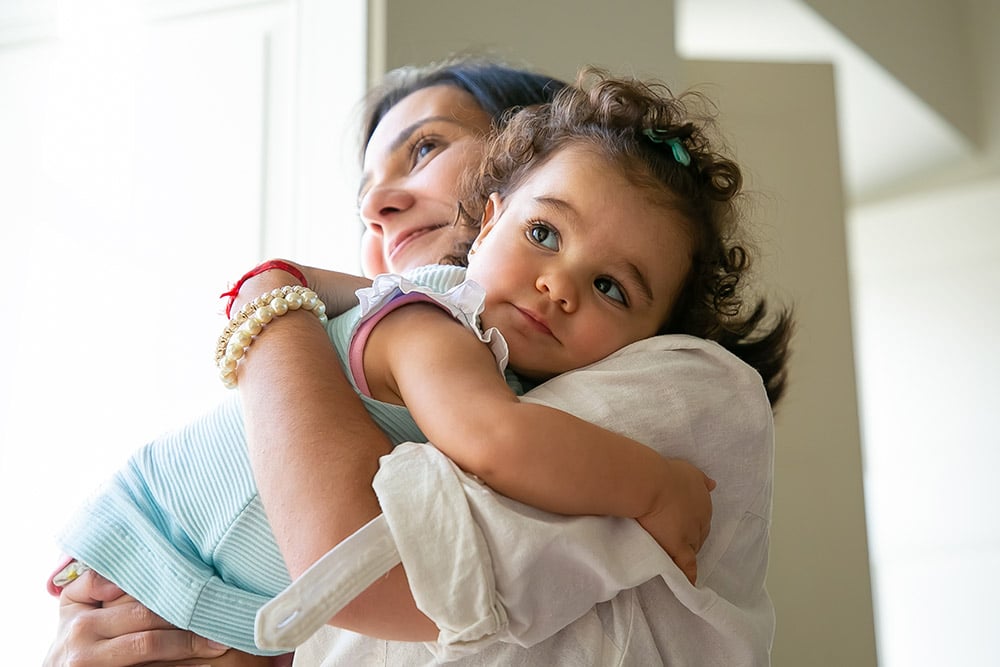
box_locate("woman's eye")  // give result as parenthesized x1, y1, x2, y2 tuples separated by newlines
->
(414, 139, 438, 162)
(528, 223, 559, 250)
(595, 277, 627, 305)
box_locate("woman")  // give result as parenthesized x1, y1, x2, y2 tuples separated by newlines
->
(46, 58, 788, 666)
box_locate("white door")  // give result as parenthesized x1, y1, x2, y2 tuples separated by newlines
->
(0, 1, 364, 658)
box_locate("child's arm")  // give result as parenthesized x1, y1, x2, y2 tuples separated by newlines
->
(364, 303, 714, 583)
(263, 260, 372, 316)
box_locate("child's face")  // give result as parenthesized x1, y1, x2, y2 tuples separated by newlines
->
(466, 145, 693, 381)
(359, 85, 491, 277)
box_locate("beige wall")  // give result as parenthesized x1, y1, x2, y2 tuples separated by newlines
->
(371, 0, 680, 85)
(804, 0, 981, 145)
(683, 60, 876, 665)
(370, 1, 878, 664)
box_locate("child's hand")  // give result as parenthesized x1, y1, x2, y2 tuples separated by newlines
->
(233, 260, 371, 319)
(637, 458, 716, 586)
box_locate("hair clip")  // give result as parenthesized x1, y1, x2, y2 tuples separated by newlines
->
(643, 128, 692, 166)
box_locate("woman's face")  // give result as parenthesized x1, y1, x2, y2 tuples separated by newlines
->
(358, 85, 492, 277)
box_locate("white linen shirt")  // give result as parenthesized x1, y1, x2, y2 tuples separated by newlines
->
(291, 334, 775, 666)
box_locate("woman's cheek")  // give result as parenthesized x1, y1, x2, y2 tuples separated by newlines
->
(360, 229, 388, 278)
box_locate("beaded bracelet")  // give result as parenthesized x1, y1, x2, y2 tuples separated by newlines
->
(216, 285, 328, 388)
(220, 260, 309, 318)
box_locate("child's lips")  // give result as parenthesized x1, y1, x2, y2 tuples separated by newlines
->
(514, 306, 554, 338)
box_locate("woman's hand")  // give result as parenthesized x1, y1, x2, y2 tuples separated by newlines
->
(637, 459, 716, 586)
(43, 569, 230, 667)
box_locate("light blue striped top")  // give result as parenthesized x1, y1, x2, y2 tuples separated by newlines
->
(58, 265, 522, 655)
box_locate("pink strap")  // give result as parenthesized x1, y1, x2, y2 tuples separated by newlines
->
(348, 292, 449, 397)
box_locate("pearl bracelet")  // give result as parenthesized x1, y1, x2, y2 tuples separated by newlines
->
(216, 285, 328, 388)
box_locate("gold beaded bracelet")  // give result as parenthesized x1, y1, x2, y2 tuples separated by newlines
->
(215, 285, 328, 388)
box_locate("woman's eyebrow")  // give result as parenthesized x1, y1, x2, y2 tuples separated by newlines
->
(388, 116, 457, 152)
(358, 115, 467, 200)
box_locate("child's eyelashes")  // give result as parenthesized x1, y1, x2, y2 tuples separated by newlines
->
(526, 221, 560, 250)
(524, 220, 630, 307)
(595, 277, 628, 306)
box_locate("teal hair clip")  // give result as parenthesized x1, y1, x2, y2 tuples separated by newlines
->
(642, 128, 692, 166)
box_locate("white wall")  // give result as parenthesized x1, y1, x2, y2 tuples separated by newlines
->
(0, 0, 364, 661)
(849, 176, 1000, 666)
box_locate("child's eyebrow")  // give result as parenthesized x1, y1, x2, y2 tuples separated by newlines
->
(533, 195, 578, 217)
(534, 195, 655, 306)
(621, 262, 654, 306)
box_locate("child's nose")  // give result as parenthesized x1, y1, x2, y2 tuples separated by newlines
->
(536, 272, 578, 312)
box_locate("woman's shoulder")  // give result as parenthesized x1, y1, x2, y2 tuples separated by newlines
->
(521, 333, 773, 461)
(608, 333, 753, 364)
(524, 333, 768, 399)
(598, 334, 768, 397)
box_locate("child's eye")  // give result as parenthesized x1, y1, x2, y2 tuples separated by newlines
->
(528, 222, 560, 250)
(595, 277, 628, 305)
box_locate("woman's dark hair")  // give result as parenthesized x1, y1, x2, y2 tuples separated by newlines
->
(461, 68, 794, 407)
(360, 56, 567, 161)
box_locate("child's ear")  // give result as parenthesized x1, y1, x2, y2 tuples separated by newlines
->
(471, 192, 503, 253)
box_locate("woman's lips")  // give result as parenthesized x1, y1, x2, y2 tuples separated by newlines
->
(388, 224, 447, 261)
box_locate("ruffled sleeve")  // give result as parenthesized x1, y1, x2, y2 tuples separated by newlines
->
(347, 272, 509, 396)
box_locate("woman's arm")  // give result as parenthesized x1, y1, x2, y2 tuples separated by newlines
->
(43, 264, 435, 665)
(231, 269, 437, 641)
(365, 303, 713, 581)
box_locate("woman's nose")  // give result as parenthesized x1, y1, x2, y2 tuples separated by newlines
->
(359, 185, 417, 228)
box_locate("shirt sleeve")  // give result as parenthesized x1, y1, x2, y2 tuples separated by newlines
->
(374, 335, 774, 660)
(348, 271, 510, 396)
(374, 444, 680, 660)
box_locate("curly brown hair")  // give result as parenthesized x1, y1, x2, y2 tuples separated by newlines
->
(456, 68, 794, 407)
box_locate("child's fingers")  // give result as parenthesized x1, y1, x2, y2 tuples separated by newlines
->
(673, 546, 698, 585)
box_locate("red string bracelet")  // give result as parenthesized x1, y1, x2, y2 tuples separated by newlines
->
(221, 260, 308, 318)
